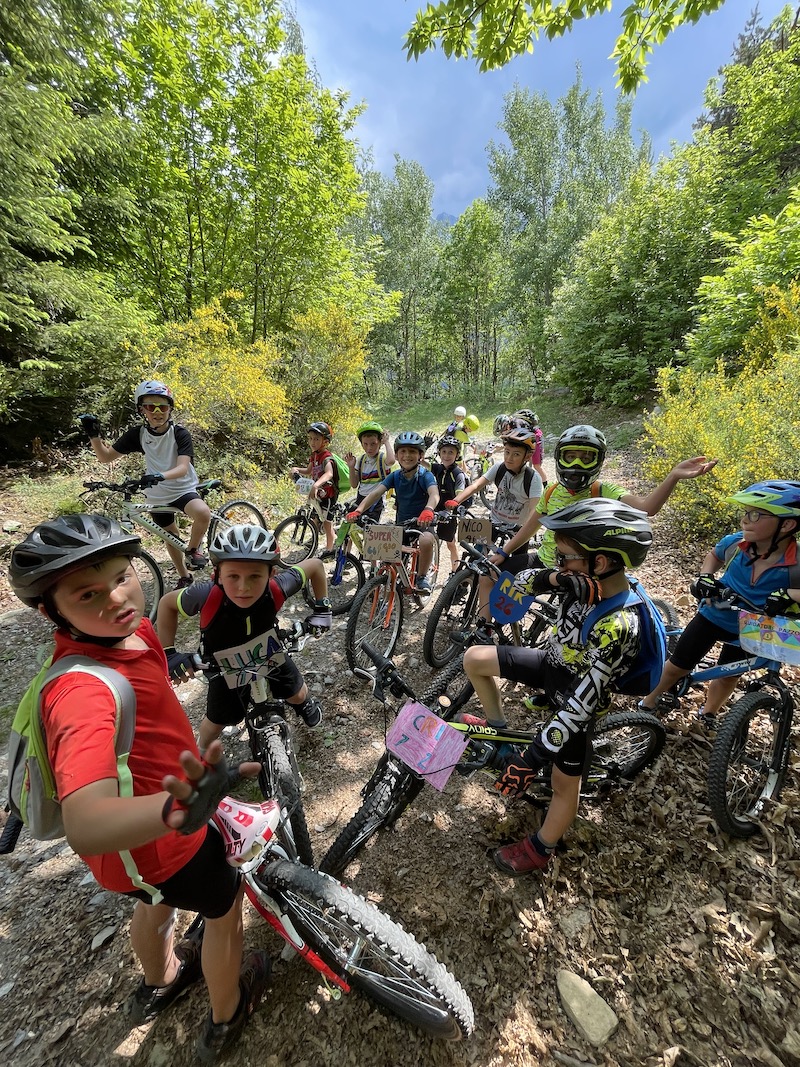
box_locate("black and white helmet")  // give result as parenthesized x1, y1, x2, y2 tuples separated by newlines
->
(9, 514, 142, 608)
(209, 524, 279, 565)
(437, 433, 461, 456)
(134, 380, 173, 407)
(511, 408, 539, 429)
(539, 499, 652, 569)
(555, 425, 607, 492)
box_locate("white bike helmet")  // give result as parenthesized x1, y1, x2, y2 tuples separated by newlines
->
(209, 524, 279, 564)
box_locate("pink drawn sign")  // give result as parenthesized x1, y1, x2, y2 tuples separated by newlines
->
(386, 702, 469, 791)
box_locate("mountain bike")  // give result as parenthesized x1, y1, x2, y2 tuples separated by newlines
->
(190, 786, 474, 1038)
(319, 641, 666, 878)
(344, 518, 442, 674)
(703, 608, 798, 838)
(423, 531, 548, 668)
(464, 439, 497, 509)
(204, 620, 322, 864)
(80, 476, 265, 617)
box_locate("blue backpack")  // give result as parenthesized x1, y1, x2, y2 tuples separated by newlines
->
(579, 577, 667, 697)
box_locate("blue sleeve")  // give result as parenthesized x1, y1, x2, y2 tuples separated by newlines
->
(713, 532, 741, 564)
(381, 470, 398, 490)
(422, 470, 437, 490)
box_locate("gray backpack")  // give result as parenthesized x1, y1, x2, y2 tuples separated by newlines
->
(7, 655, 136, 840)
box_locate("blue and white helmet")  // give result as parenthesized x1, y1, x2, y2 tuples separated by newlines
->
(134, 380, 174, 407)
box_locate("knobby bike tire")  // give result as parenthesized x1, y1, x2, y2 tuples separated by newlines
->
(256, 730, 314, 865)
(583, 711, 667, 792)
(247, 859, 473, 1039)
(345, 572, 404, 673)
(274, 513, 318, 564)
(320, 657, 471, 877)
(478, 478, 496, 511)
(133, 550, 164, 621)
(325, 551, 365, 616)
(422, 568, 478, 668)
(207, 499, 267, 544)
(707, 691, 789, 838)
(652, 598, 681, 657)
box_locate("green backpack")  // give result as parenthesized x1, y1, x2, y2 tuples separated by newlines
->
(329, 452, 352, 496)
(7, 655, 136, 841)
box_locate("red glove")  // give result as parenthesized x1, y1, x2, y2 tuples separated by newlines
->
(418, 509, 435, 525)
(444, 499, 459, 510)
(346, 510, 362, 523)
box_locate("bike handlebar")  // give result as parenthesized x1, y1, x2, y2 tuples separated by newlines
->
(360, 642, 416, 703)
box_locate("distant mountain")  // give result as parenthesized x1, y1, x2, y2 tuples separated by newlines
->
(435, 211, 456, 226)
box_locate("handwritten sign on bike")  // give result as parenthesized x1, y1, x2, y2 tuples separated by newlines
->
(386, 702, 469, 791)
(363, 524, 403, 562)
(457, 517, 491, 544)
(739, 611, 800, 666)
(294, 477, 314, 495)
(488, 571, 535, 624)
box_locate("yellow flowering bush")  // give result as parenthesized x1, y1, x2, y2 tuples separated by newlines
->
(643, 347, 800, 536)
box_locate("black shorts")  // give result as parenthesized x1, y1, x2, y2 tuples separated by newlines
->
(436, 516, 457, 542)
(149, 493, 202, 528)
(125, 824, 240, 917)
(316, 495, 337, 521)
(205, 660, 305, 727)
(497, 646, 590, 777)
(669, 613, 741, 672)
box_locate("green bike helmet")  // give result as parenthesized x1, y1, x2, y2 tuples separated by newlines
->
(356, 420, 383, 441)
(726, 481, 800, 517)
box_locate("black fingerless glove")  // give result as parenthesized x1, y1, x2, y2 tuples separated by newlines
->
(78, 413, 101, 439)
(764, 589, 796, 617)
(164, 647, 197, 681)
(140, 472, 165, 489)
(162, 753, 238, 835)
(689, 573, 722, 601)
(494, 748, 545, 797)
(553, 571, 603, 608)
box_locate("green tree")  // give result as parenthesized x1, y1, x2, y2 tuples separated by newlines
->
(435, 200, 507, 390)
(404, 0, 727, 92)
(356, 158, 443, 397)
(488, 76, 641, 380)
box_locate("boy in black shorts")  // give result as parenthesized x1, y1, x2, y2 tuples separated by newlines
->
(79, 379, 212, 587)
(9, 514, 268, 1061)
(157, 524, 332, 745)
(464, 500, 655, 876)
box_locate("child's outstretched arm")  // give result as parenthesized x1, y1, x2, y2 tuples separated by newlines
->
(156, 590, 181, 647)
(382, 431, 395, 466)
(345, 451, 360, 489)
(349, 484, 386, 516)
(297, 557, 328, 601)
(623, 456, 718, 516)
(446, 476, 484, 509)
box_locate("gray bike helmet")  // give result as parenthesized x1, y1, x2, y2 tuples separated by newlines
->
(555, 425, 607, 492)
(134, 380, 174, 407)
(539, 499, 653, 569)
(209, 524, 280, 565)
(394, 431, 426, 453)
(9, 514, 142, 608)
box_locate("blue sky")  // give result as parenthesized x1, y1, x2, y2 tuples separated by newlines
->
(292, 1, 789, 217)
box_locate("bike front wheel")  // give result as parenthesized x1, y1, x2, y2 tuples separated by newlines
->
(345, 572, 404, 673)
(707, 691, 790, 837)
(323, 551, 365, 615)
(252, 727, 314, 865)
(247, 860, 474, 1039)
(319, 755, 425, 878)
(274, 513, 318, 564)
(583, 711, 667, 792)
(207, 499, 267, 545)
(132, 549, 165, 621)
(422, 568, 478, 668)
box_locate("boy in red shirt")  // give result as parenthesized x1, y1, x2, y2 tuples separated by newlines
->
(291, 421, 337, 551)
(9, 514, 267, 1061)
